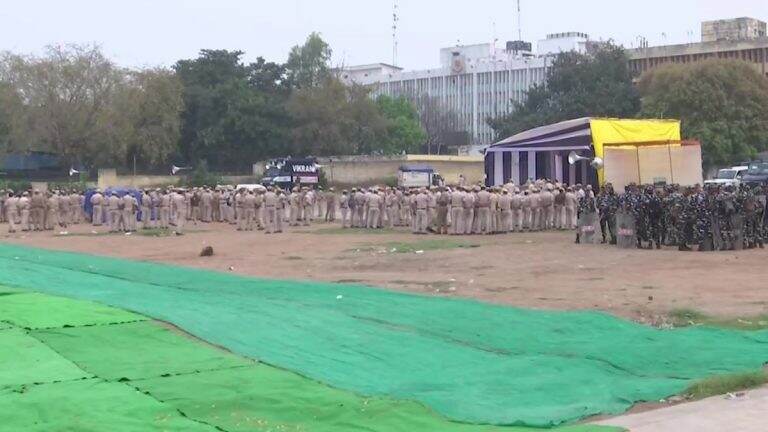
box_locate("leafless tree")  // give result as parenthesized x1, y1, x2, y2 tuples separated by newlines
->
(412, 94, 462, 155)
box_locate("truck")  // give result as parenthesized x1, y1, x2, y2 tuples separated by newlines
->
(704, 165, 749, 187)
(397, 164, 444, 188)
(741, 161, 768, 187)
(260, 157, 320, 189)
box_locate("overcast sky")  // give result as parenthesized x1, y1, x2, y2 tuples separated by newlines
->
(1, 0, 764, 70)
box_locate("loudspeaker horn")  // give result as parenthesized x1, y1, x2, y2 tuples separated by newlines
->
(171, 165, 190, 175)
(568, 151, 591, 165)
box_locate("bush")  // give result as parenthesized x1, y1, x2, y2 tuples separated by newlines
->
(0, 180, 32, 193)
(318, 170, 329, 189)
(178, 162, 222, 188)
(382, 176, 398, 188)
(48, 181, 88, 192)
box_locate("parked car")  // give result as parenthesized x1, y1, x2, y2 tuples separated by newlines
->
(704, 166, 749, 187)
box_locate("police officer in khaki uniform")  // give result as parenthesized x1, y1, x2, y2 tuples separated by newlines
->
(414, 188, 429, 234)
(450, 186, 464, 235)
(19, 192, 31, 231)
(366, 189, 382, 229)
(5, 192, 18, 233)
(498, 188, 512, 233)
(171, 189, 187, 234)
(159, 190, 171, 229)
(302, 187, 314, 226)
(340, 190, 350, 228)
(30, 189, 45, 231)
(289, 187, 301, 226)
(140, 190, 152, 229)
(45, 192, 59, 230)
(122, 193, 137, 232)
(107, 192, 120, 232)
(325, 187, 337, 222)
(263, 186, 278, 233)
(91, 189, 104, 226)
(275, 188, 287, 233)
(461, 187, 474, 235)
(511, 188, 523, 232)
(475, 187, 491, 234)
(436, 186, 450, 235)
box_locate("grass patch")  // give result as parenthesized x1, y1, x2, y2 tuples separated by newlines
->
(54, 231, 113, 237)
(283, 256, 303, 261)
(668, 308, 768, 330)
(352, 239, 480, 254)
(683, 370, 768, 400)
(136, 228, 173, 237)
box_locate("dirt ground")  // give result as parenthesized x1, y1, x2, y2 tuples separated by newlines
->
(2, 221, 767, 323)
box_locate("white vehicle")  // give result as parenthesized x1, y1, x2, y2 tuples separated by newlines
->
(397, 165, 444, 188)
(704, 166, 749, 187)
(236, 184, 267, 192)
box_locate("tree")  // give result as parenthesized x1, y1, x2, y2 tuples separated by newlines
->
(0, 45, 124, 163)
(287, 78, 390, 156)
(639, 59, 768, 168)
(413, 95, 462, 154)
(374, 95, 426, 154)
(0, 82, 18, 151)
(0, 44, 182, 168)
(285, 32, 332, 89)
(174, 50, 289, 170)
(489, 43, 640, 139)
(117, 68, 184, 167)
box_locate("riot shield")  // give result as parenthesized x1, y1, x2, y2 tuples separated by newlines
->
(577, 212, 600, 245)
(615, 212, 637, 249)
(731, 214, 744, 251)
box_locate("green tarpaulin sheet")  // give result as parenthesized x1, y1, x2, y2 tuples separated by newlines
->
(0, 292, 144, 329)
(0, 244, 766, 427)
(0, 327, 88, 388)
(0, 379, 218, 432)
(33, 321, 250, 381)
(2, 293, 617, 432)
(136, 366, 612, 432)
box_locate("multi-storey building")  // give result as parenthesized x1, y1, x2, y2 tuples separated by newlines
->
(342, 18, 768, 151)
(702, 17, 766, 42)
(628, 17, 768, 77)
(341, 34, 594, 147)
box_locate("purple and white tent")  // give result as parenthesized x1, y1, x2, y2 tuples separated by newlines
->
(484, 117, 598, 188)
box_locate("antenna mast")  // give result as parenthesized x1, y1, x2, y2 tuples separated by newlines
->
(516, 0, 522, 41)
(392, 1, 399, 66)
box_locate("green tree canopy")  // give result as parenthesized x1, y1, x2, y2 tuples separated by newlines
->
(286, 32, 332, 89)
(174, 49, 289, 170)
(639, 59, 768, 168)
(374, 95, 426, 155)
(287, 80, 427, 157)
(489, 43, 640, 139)
(287, 78, 386, 156)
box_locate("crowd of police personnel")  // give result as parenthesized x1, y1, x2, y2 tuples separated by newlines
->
(2, 180, 595, 235)
(337, 180, 586, 234)
(578, 182, 766, 251)
(5, 181, 762, 251)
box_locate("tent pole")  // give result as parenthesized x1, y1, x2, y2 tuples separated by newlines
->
(636, 146, 641, 185)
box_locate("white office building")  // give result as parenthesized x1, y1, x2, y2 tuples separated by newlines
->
(340, 34, 593, 148)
